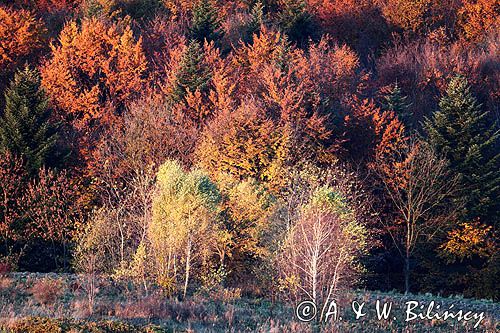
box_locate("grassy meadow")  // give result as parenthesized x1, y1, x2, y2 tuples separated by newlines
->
(0, 273, 498, 332)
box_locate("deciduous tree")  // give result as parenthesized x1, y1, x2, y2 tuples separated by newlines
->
(22, 167, 81, 269)
(150, 160, 223, 298)
(277, 185, 367, 319)
(0, 152, 27, 248)
(376, 139, 461, 294)
(196, 100, 282, 183)
(0, 5, 46, 74)
(217, 174, 275, 283)
(458, 0, 500, 42)
(41, 17, 148, 129)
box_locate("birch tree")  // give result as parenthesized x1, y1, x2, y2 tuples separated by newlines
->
(150, 160, 222, 298)
(278, 186, 367, 321)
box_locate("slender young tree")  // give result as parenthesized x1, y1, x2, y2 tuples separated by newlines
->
(277, 185, 368, 320)
(424, 75, 499, 225)
(377, 139, 462, 294)
(0, 66, 58, 174)
(150, 160, 223, 298)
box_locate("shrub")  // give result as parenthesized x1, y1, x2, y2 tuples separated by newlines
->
(30, 278, 65, 306)
(0, 262, 11, 276)
(3, 317, 168, 333)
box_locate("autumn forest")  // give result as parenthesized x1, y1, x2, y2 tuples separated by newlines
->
(0, 0, 498, 331)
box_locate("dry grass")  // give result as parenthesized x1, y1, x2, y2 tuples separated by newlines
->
(0, 273, 498, 332)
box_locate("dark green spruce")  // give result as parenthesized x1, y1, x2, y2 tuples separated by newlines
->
(171, 40, 212, 102)
(382, 83, 412, 128)
(189, 0, 223, 43)
(0, 66, 58, 174)
(424, 75, 499, 225)
(277, 0, 314, 46)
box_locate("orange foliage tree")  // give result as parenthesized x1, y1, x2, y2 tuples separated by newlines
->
(343, 97, 406, 166)
(196, 28, 367, 191)
(294, 36, 363, 112)
(196, 100, 282, 183)
(41, 17, 148, 130)
(306, 0, 389, 52)
(381, 0, 462, 35)
(15, 0, 81, 13)
(0, 5, 46, 74)
(458, 0, 500, 42)
(233, 29, 362, 161)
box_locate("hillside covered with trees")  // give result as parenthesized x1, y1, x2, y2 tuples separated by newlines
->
(0, 0, 499, 330)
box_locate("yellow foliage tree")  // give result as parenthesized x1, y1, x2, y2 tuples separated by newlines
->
(150, 160, 223, 297)
(216, 174, 275, 281)
(196, 100, 284, 183)
(440, 220, 495, 263)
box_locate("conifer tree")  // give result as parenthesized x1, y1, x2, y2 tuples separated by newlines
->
(172, 40, 212, 102)
(244, 1, 265, 40)
(0, 66, 58, 174)
(381, 83, 412, 128)
(277, 0, 313, 45)
(189, 0, 223, 43)
(424, 75, 499, 224)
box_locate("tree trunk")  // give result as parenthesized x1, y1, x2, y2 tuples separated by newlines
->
(404, 251, 410, 294)
(183, 238, 192, 299)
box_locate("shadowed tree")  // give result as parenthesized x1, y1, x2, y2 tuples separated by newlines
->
(0, 152, 27, 263)
(376, 139, 462, 294)
(189, 0, 223, 43)
(277, 0, 314, 46)
(424, 75, 499, 225)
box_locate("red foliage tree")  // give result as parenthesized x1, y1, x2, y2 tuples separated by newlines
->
(22, 168, 80, 245)
(307, 0, 389, 52)
(376, 34, 499, 122)
(343, 97, 407, 166)
(0, 152, 27, 244)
